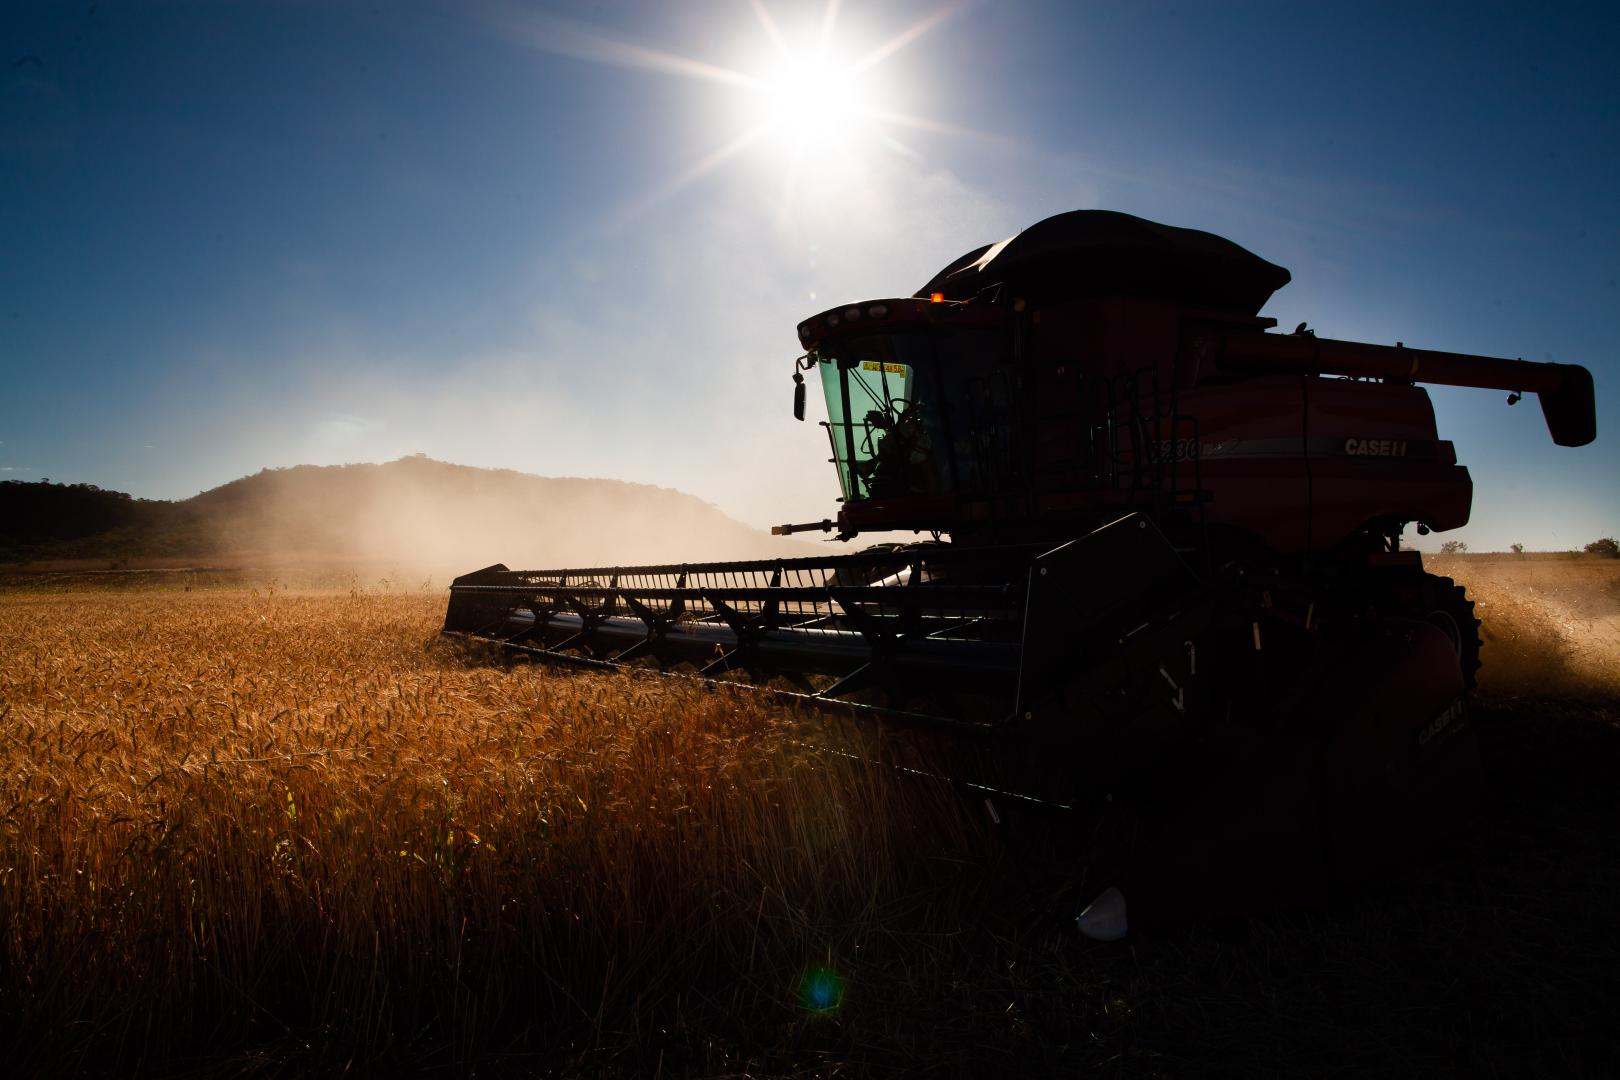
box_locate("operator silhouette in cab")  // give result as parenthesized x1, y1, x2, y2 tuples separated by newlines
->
(857, 400, 939, 499)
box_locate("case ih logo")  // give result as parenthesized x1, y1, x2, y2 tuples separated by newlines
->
(1418, 699, 1465, 747)
(1344, 437, 1409, 457)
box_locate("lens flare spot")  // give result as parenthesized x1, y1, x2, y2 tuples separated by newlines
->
(798, 965, 845, 1014)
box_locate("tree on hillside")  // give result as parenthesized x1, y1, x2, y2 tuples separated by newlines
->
(0, 480, 139, 542)
(1439, 540, 1468, 554)
(1510, 543, 1524, 554)
(1585, 537, 1619, 558)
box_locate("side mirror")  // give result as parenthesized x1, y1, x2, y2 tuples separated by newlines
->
(792, 372, 806, 421)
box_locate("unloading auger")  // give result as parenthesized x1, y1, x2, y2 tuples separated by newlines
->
(445, 210, 1596, 935)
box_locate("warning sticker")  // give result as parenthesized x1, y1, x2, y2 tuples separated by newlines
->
(861, 361, 908, 375)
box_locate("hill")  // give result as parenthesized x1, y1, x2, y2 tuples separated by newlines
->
(0, 457, 814, 573)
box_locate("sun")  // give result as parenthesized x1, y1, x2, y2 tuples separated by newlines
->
(486, 1, 984, 216)
(755, 56, 865, 151)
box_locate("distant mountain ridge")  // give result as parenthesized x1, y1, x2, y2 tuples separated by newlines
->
(1, 457, 813, 571)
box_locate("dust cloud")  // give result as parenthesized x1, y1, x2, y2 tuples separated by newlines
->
(196, 456, 818, 580)
(1433, 556, 1620, 699)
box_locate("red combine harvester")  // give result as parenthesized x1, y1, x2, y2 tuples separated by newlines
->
(445, 211, 1596, 937)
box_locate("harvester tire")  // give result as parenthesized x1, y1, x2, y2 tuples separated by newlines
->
(1421, 576, 1483, 691)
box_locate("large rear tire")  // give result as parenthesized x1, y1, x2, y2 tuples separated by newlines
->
(1420, 575, 1483, 690)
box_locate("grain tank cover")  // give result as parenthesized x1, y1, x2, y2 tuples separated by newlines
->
(915, 209, 1292, 315)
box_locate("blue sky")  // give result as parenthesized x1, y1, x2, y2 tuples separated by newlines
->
(3, 0, 1616, 551)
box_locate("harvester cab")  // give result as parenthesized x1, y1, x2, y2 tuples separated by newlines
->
(445, 210, 1596, 935)
(784, 210, 1594, 554)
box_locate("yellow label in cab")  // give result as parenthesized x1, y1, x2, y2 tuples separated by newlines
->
(861, 361, 908, 375)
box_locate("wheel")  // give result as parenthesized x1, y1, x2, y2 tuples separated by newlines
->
(1421, 575, 1483, 690)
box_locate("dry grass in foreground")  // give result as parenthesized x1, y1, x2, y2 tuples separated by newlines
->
(0, 589, 1007, 1075)
(0, 579, 1617, 1077)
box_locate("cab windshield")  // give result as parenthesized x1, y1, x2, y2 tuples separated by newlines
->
(816, 327, 1018, 502)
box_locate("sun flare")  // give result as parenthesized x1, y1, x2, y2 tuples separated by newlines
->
(490, 1, 982, 216)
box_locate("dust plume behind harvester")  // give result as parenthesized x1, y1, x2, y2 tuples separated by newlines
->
(444, 211, 1596, 935)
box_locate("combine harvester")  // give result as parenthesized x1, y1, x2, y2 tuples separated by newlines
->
(445, 211, 1595, 937)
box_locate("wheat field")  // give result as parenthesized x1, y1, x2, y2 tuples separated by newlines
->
(0, 587, 1020, 1075)
(1, 574, 1617, 1076)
